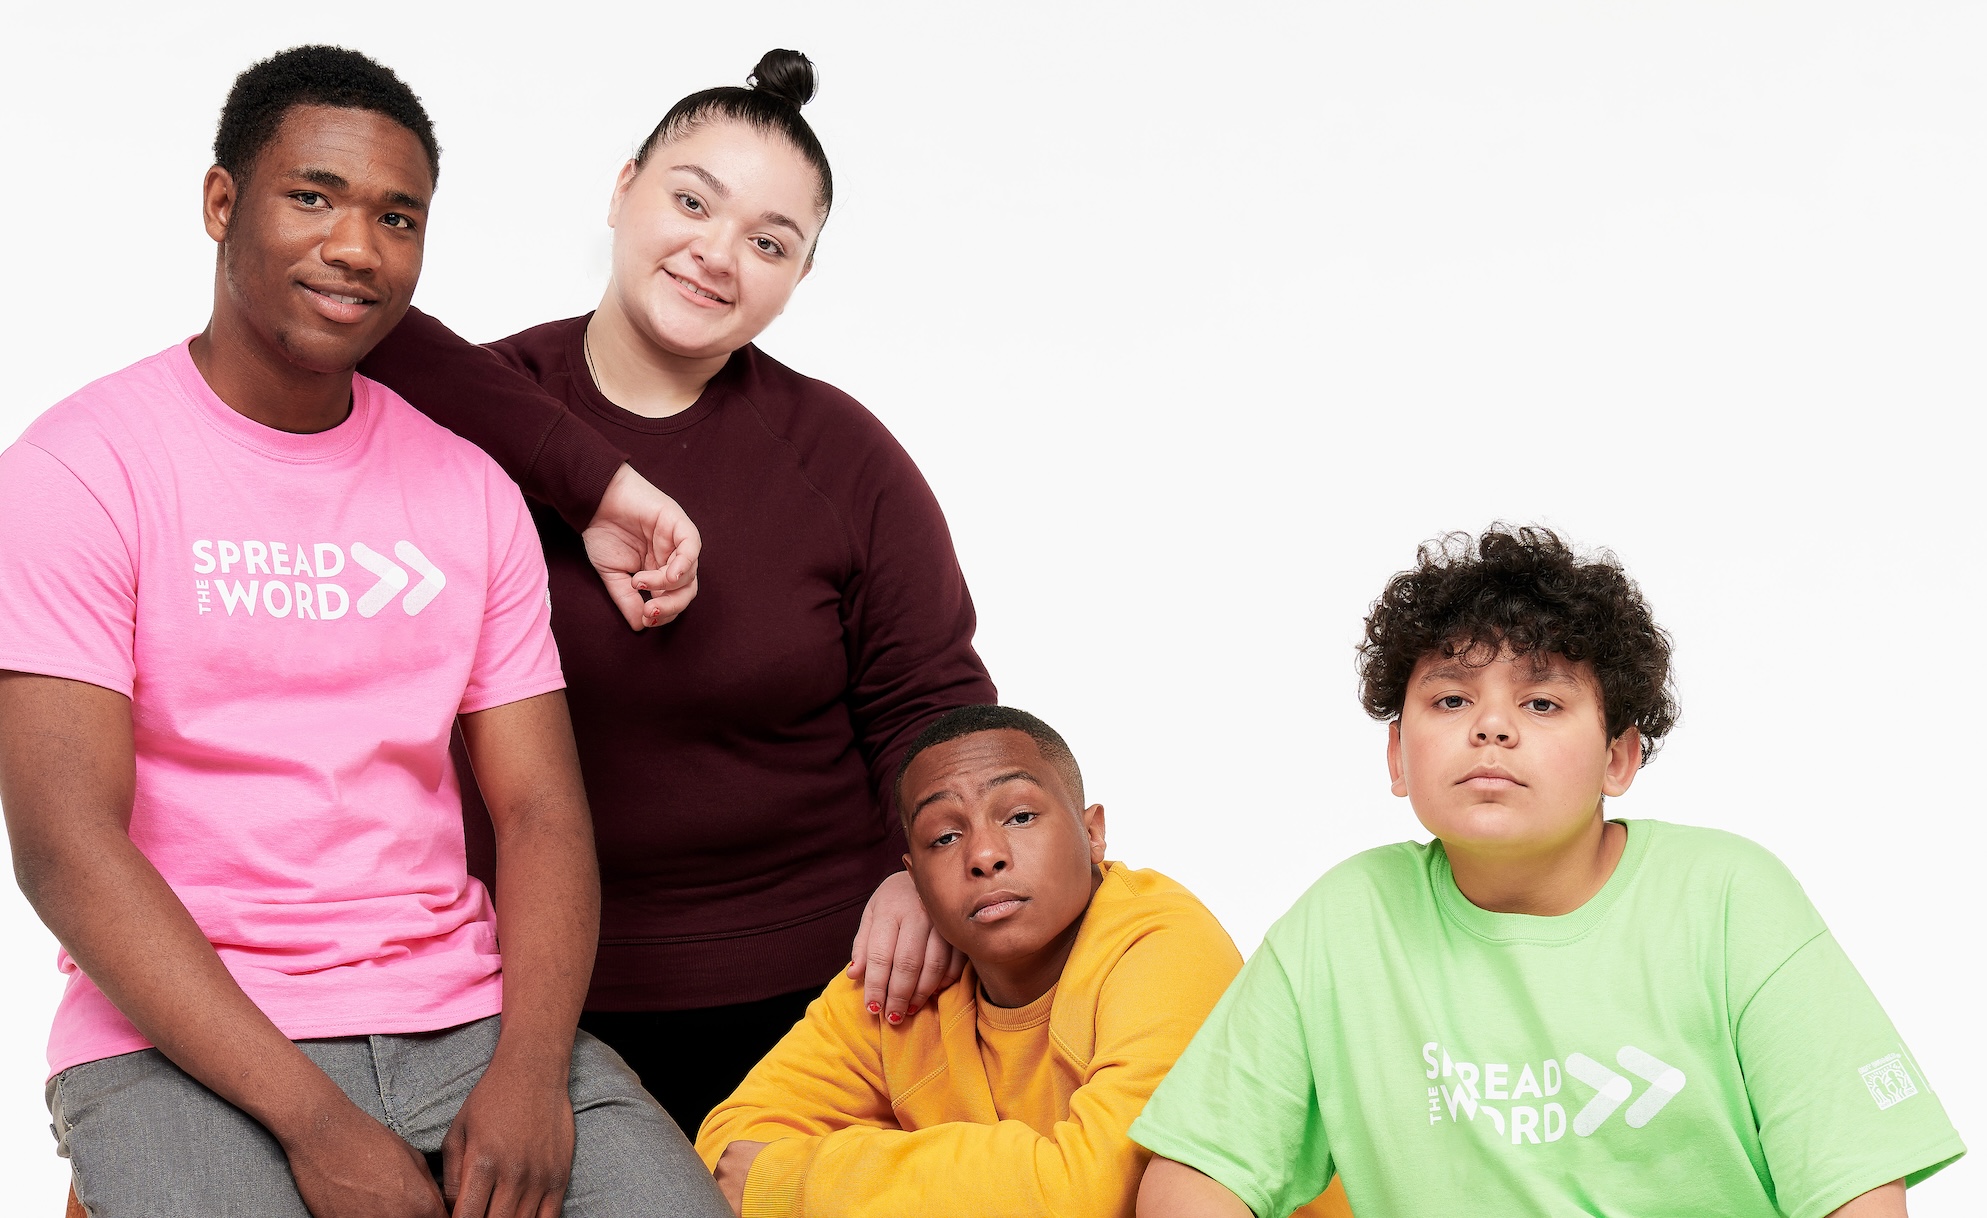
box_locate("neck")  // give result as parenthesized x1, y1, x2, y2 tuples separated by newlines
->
(190, 295, 354, 435)
(1445, 815, 1626, 917)
(586, 293, 731, 418)
(974, 867, 1104, 1009)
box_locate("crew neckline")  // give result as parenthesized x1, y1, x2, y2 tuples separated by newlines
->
(1431, 819, 1652, 945)
(168, 339, 376, 464)
(976, 982, 1057, 1032)
(562, 313, 737, 436)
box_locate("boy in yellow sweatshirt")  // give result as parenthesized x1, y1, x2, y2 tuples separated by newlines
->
(695, 705, 1351, 1218)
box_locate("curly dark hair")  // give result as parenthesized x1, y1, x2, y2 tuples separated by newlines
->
(1357, 526, 1679, 763)
(214, 46, 439, 185)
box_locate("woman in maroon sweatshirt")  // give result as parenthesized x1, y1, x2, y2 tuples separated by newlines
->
(358, 50, 994, 1131)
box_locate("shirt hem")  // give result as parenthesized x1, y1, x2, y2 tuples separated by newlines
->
(48, 992, 505, 1080)
(1126, 1123, 1279, 1218)
(1788, 1137, 1968, 1218)
(0, 654, 134, 698)
(458, 674, 567, 716)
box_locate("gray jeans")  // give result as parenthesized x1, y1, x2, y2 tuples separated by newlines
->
(48, 1017, 730, 1218)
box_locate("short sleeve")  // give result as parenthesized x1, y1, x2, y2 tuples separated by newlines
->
(1736, 931, 1965, 1218)
(0, 442, 138, 695)
(1129, 940, 1333, 1218)
(458, 469, 563, 714)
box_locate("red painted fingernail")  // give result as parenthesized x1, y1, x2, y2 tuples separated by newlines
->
(887, 1011, 902, 1024)
(909, 1005, 921, 1015)
(867, 1002, 881, 1014)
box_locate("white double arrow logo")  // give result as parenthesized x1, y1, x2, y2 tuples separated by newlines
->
(1564, 1047, 1686, 1136)
(350, 542, 447, 617)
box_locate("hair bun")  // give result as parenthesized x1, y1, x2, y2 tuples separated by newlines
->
(748, 49, 817, 109)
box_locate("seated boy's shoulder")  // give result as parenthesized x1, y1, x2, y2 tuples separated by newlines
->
(1301, 838, 1443, 915)
(1099, 864, 1228, 934)
(1629, 819, 1811, 905)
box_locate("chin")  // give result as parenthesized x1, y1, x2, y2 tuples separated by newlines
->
(272, 327, 376, 375)
(1416, 801, 1559, 850)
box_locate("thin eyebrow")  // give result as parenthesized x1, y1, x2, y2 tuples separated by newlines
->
(761, 211, 807, 240)
(670, 164, 731, 198)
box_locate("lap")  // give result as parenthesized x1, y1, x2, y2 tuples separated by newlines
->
(50, 1021, 727, 1218)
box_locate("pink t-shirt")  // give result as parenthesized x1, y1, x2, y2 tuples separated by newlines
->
(0, 341, 565, 1076)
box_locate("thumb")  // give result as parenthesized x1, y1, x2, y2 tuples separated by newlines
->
(598, 572, 650, 632)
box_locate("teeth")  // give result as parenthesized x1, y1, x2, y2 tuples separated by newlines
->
(672, 273, 724, 302)
(317, 290, 367, 305)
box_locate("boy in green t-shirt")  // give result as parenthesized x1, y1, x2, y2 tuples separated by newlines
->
(1130, 527, 1965, 1218)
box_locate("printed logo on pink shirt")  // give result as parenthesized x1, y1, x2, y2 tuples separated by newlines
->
(190, 539, 446, 619)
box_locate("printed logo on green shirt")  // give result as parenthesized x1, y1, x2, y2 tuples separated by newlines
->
(1859, 1053, 1918, 1111)
(1423, 1041, 1687, 1146)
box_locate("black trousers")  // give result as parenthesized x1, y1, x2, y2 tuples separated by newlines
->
(580, 985, 821, 1138)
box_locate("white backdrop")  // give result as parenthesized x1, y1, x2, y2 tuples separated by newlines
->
(2, 2, 1979, 1212)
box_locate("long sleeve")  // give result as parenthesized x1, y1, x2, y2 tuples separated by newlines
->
(359, 307, 626, 531)
(834, 427, 996, 820)
(702, 904, 1242, 1218)
(694, 976, 901, 1211)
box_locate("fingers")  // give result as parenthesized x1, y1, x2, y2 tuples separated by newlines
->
(637, 577, 698, 628)
(657, 522, 703, 587)
(943, 946, 967, 989)
(448, 1154, 495, 1218)
(440, 1122, 466, 1205)
(861, 925, 899, 1017)
(909, 928, 959, 1012)
(847, 897, 878, 981)
(598, 573, 651, 632)
(882, 932, 926, 1024)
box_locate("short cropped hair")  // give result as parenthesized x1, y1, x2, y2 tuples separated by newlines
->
(894, 705, 1085, 825)
(1357, 526, 1679, 763)
(214, 45, 439, 185)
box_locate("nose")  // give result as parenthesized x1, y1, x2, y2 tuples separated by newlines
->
(1471, 705, 1517, 746)
(321, 208, 382, 275)
(689, 224, 737, 277)
(968, 836, 1010, 880)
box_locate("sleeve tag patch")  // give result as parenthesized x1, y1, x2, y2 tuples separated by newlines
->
(1859, 1053, 1919, 1110)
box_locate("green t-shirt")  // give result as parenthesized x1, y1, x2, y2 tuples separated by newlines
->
(1130, 820, 1964, 1218)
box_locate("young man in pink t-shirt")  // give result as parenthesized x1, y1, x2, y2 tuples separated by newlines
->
(0, 47, 728, 1218)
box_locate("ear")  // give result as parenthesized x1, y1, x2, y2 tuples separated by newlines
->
(1602, 727, 1642, 798)
(202, 165, 238, 245)
(606, 159, 641, 229)
(1081, 803, 1107, 865)
(901, 851, 915, 875)
(1387, 720, 1409, 798)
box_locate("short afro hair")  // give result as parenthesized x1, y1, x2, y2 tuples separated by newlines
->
(1357, 526, 1679, 763)
(894, 705, 1085, 826)
(214, 45, 439, 185)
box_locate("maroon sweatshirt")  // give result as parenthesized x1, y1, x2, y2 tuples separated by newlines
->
(360, 309, 995, 1010)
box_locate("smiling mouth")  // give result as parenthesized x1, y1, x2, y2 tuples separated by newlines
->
(667, 270, 731, 305)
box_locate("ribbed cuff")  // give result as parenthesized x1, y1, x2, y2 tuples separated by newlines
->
(529, 410, 626, 532)
(741, 1137, 818, 1218)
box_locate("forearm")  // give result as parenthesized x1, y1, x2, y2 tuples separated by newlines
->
(486, 794, 598, 1078)
(359, 308, 624, 530)
(0, 673, 349, 1143)
(21, 829, 349, 1139)
(740, 1118, 1136, 1218)
(1137, 1157, 1257, 1218)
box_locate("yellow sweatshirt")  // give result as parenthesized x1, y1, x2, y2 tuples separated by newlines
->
(696, 862, 1353, 1218)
